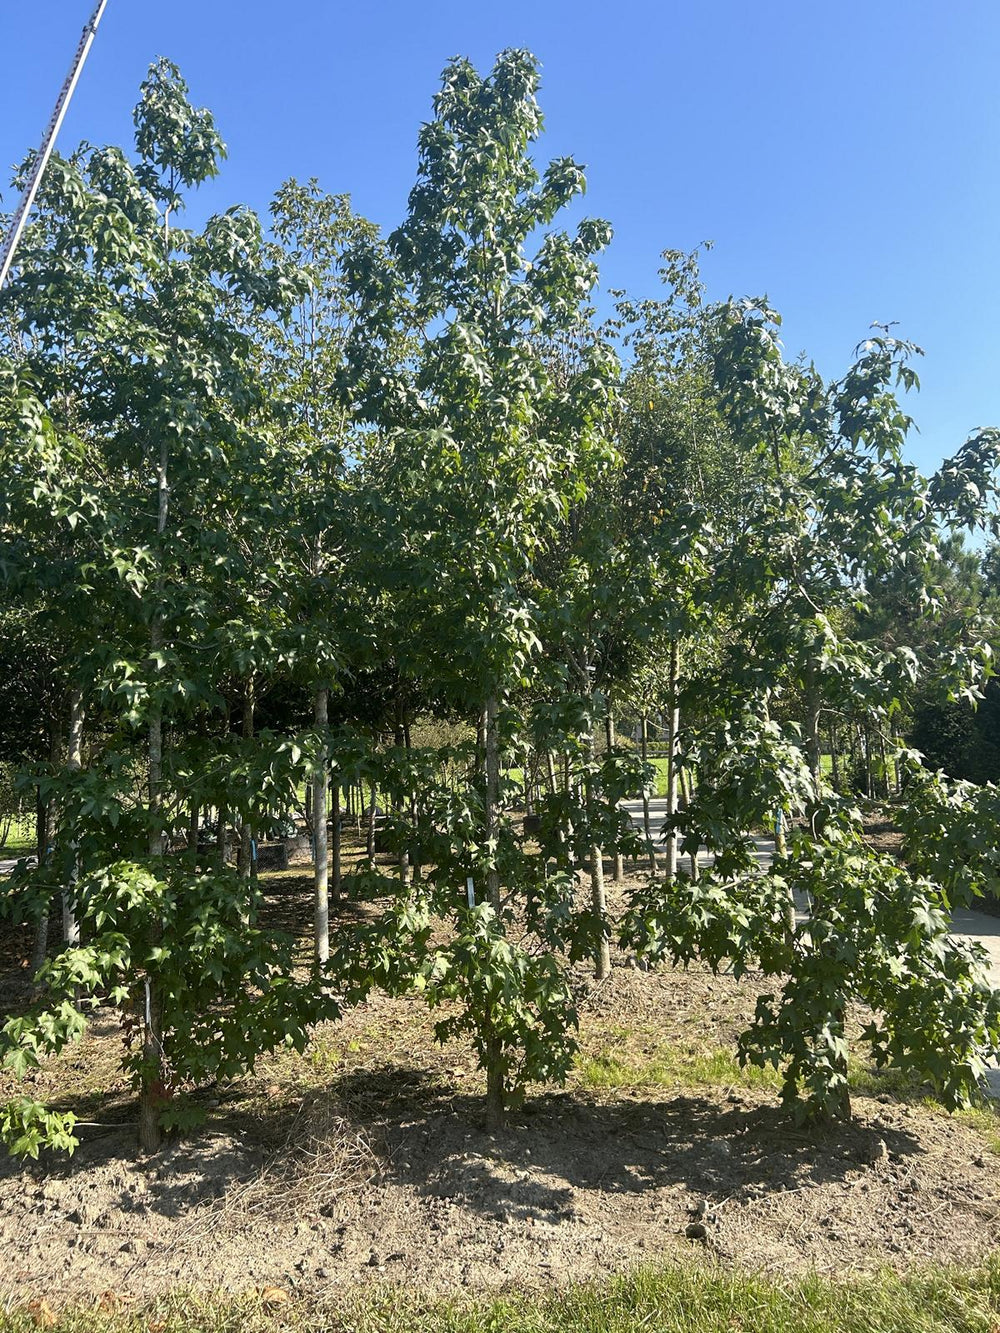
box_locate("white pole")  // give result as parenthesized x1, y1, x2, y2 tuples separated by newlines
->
(0, 1, 109, 291)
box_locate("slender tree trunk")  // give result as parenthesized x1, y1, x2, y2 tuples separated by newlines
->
(829, 722, 841, 794)
(583, 663, 610, 981)
(331, 781, 341, 903)
(483, 696, 501, 912)
(395, 702, 410, 885)
(640, 714, 656, 870)
(31, 785, 50, 977)
(863, 725, 873, 798)
(139, 433, 169, 1156)
(187, 801, 200, 869)
(605, 711, 624, 884)
(678, 767, 698, 880)
(545, 750, 557, 796)
(544, 748, 568, 864)
(483, 693, 505, 1130)
(314, 686, 330, 964)
(805, 690, 822, 801)
(61, 689, 84, 948)
(237, 680, 255, 914)
(366, 779, 377, 865)
(664, 642, 680, 887)
(215, 807, 228, 869)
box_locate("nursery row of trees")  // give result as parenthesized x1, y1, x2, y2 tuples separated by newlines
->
(3, 50, 1000, 1156)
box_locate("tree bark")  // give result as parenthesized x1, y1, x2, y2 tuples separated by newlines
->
(187, 801, 200, 868)
(366, 779, 377, 865)
(805, 686, 822, 800)
(583, 665, 610, 981)
(605, 711, 624, 884)
(664, 642, 680, 887)
(484, 695, 501, 911)
(314, 686, 330, 964)
(215, 807, 228, 869)
(139, 432, 169, 1156)
(829, 722, 841, 794)
(31, 785, 50, 978)
(61, 688, 84, 948)
(640, 714, 656, 870)
(237, 679, 256, 915)
(331, 780, 341, 903)
(482, 693, 505, 1130)
(545, 750, 557, 797)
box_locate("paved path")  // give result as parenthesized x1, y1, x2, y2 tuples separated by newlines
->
(0, 856, 32, 877)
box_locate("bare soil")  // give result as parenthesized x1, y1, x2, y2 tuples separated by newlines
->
(2, 863, 1000, 1303)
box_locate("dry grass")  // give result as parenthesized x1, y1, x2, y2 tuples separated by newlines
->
(221, 1092, 383, 1221)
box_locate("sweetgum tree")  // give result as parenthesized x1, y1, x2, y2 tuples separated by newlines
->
(337, 50, 618, 1126)
(0, 62, 330, 1156)
(623, 299, 1000, 1121)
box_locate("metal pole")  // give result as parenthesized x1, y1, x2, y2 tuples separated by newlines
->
(0, 1, 109, 291)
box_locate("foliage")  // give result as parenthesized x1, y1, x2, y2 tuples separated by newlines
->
(2, 46, 1000, 1155)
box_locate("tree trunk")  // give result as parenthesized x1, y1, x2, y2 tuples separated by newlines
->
(187, 801, 200, 868)
(640, 714, 656, 870)
(31, 785, 50, 978)
(805, 691, 822, 800)
(583, 664, 610, 981)
(482, 694, 505, 1129)
(664, 642, 680, 887)
(484, 1032, 504, 1131)
(545, 750, 557, 796)
(314, 686, 330, 964)
(140, 434, 169, 1156)
(394, 702, 410, 884)
(484, 695, 501, 911)
(215, 808, 228, 869)
(237, 680, 255, 914)
(366, 779, 377, 865)
(829, 722, 841, 794)
(678, 767, 698, 879)
(605, 711, 624, 884)
(61, 689, 84, 948)
(863, 725, 873, 798)
(331, 781, 341, 903)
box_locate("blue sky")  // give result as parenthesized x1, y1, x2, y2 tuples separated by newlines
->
(3, 1, 999, 474)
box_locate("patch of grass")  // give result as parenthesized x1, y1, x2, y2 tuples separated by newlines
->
(955, 1102, 1000, 1154)
(575, 1040, 782, 1093)
(4, 1261, 1000, 1333)
(845, 1063, 926, 1099)
(0, 819, 34, 859)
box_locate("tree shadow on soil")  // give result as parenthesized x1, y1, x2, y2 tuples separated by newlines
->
(319, 1063, 924, 1223)
(0, 1060, 924, 1231)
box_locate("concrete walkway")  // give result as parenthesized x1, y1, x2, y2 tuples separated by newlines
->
(0, 855, 32, 878)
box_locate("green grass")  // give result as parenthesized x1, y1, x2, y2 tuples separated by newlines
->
(955, 1103, 1000, 1155)
(0, 814, 34, 858)
(4, 1261, 1000, 1333)
(576, 1039, 783, 1093)
(573, 1041, 997, 1117)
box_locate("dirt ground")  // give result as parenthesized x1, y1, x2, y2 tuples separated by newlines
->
(2, 865, 1000, 1303)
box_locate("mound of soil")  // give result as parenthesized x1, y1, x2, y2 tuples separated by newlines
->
(2, 970, 999, 1302)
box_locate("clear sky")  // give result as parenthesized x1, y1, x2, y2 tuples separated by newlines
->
(3, 1, 999, 474)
